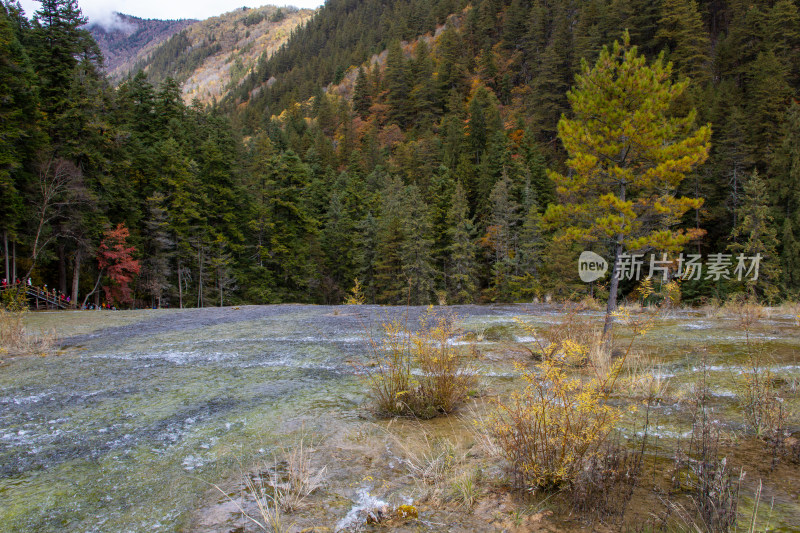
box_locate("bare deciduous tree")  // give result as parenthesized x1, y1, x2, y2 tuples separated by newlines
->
(26, 155, 84, 278)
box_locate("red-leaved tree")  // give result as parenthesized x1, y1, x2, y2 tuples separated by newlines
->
(97, 223, 140, 306)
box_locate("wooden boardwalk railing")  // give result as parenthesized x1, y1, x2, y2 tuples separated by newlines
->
(0, 284, 69, 309)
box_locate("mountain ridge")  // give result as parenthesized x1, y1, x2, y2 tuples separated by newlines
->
(88, 13, 197, 77)
(89, 6, 314, 105)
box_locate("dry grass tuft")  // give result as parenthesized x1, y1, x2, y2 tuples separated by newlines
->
(719, 294, 767, 323)
(617, 349, 671, 400)
(0, 308, 58, 359)
(737, 351, 786, 443)
(765, 300, 800, 320)
(265, 438, 327, 512)
(577, 294, 602, 310)
(699, 297, 723, 318)
(0, 308, 27, 354)
(213, 437, 325, 532)
(668, 360, 743, 533)
(386, 423, 466, 488)
(570, 435, 645, 520)
(242, 472, 290, 532)
(384, 420, 487, 510)
(399, 433, 462, 485)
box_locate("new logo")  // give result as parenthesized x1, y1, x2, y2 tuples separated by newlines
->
(578, 251, 608, 282)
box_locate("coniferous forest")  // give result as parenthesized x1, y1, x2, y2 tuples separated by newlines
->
(2, 0, 799, 308)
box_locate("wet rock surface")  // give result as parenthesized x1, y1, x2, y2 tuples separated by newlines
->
(0, 305, 797, 531)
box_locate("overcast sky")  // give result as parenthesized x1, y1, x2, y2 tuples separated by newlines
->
(18, 0, 323, 25)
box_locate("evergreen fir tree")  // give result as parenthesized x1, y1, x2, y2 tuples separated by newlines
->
(616, 0, 662, 56)
(356, 211, 379, 303)
(30, 0, 98, 149)
(374, 215, 406, 303)
(409, 40, 437, 129)
(485, 173, 520, 300)
(728, 170, 782, 302)
(321, 191, 356, 303)
(746, 50, 793, 169)
(529, 4, 572, 142)
(715, 0, 765, 81)
(573, 0, 607, 68)
(467, 85, 501, 165)
(261, 151, 318, 299)
(655, 0, 711, 81)
(0, 5, 40, 273)
(353, 66, 371, 119)
(766, 0, 800, 84)
(511, 200, 546, 300)
(374, 177, 408, 303)
(435, 26, 467, 106)
(447, 181, 477, 303)
(710, 100, 753, 238)
(501, 0, 527, 51)
(141, 192, 173, 308)
(780, 219, 800, 298)
(428, 165, 455, 289)
(400, 185, 435, 304)
(772, 102, 800, 296)
(385, 40, 411, 127)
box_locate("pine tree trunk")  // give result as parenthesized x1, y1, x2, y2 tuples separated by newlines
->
(177, 260, 183, 309)
(197, 245, 203, 308)
(11, 240, 15, 282)
(71, 250, 81, 308)
(603, 239, 623, 342)
(58, 244, 67, 294)
(695, 176, 702, 254)
(3, 230, 8, 282)
(604, 180, 628, 343)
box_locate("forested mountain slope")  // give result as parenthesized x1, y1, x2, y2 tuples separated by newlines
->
(224, 0, 800, 305)
(1, 0, 799, 309)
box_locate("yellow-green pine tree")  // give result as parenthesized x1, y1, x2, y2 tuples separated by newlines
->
(545, 32, 711, 337)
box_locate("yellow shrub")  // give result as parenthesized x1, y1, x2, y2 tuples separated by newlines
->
(344, 277, 366, 305)
(488, 308, 649, 490)
(365, 308, 475, 419)
(488, 358, 621, 490)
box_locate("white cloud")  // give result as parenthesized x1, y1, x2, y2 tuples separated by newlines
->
(18, 1, 322, 23)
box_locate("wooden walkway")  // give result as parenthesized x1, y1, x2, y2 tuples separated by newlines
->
(0, 284, 69, 309)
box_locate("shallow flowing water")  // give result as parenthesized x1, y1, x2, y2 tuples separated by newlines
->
(0, 305, 798, 531)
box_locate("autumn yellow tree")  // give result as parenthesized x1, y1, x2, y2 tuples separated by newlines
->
(545, 32, 711, 338)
